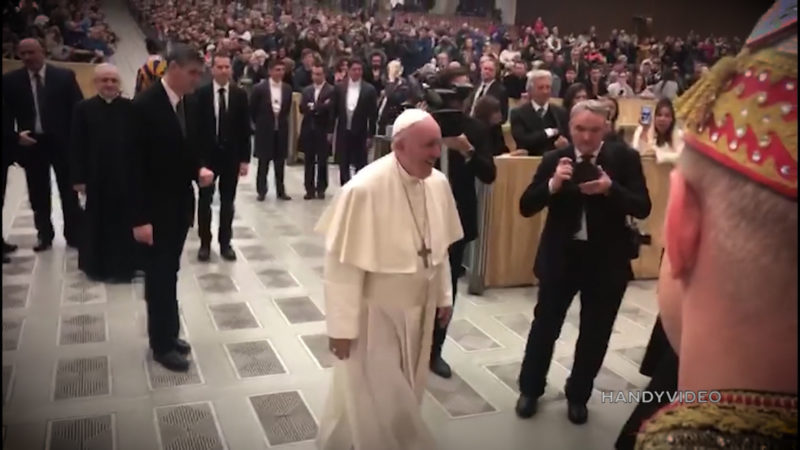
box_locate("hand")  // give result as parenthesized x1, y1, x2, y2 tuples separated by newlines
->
(18, 130, 37, 147)
(308, 102, 315, 110)
(437, 306, 453, 327)
(73, 184, 86, 193)
(198, 167, 214, 187)
(329, 337, 352, 360)
(239, 163, 249, 177)
(133, 224, 154, 246)
(442, 134, 473, 155)
(579, 165, 612, 195)
(550, 157, 574, 193)
(510, 149, 528, 156)
(327, 133, 333, 144)
(554, 135, 569, 149)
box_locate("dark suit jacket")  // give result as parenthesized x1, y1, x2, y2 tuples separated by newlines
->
(2, 64, 83, 145)
(510, 102, 569, 156)
(330, 80, 378, 144)
(129, 81, 203, 234)
(2, 99, 17, 167)
(465, 80, 509, 122)
(194, 82, 251, 171)
(519, 143, 651, 282)
(442, 117, 497, 243)
(299, 82, 335, 152)
(249, 79, 293, 160)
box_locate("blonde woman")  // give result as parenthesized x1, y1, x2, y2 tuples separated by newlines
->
(631, 98, 684, 164)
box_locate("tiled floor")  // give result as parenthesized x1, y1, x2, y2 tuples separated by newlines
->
(1, 2, 660, 448)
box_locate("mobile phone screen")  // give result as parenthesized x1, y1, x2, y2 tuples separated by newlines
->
(641, 106, 652, 125)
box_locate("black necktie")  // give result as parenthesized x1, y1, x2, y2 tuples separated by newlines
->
(538, 107, 546, 119)
(217, 87, 226, 142)
(176, 98, 186, 137)
(33, 72, 46, 132)
(476, 84, 487, 100)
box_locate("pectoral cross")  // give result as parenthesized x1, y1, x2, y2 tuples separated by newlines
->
(418, 244, 431, 268)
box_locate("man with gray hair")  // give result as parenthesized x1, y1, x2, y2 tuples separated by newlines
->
(510, 69, 569, 156)
(515, 99, 651, 424)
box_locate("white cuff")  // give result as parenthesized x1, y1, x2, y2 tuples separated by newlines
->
(545, 128, 558, 138)
(548, 177, 556, 193)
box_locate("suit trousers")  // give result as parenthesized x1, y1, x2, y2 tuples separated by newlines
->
(303, 132, 329, 194)
(1, 161, 8, 245)
(256, 135, 286, 196)
(518, 241, 628, 404)
(431, 238, 468, 358)
(144, 225, 189, 355)
(197, 164, 239, 247)
(338, 130, 367, 186)
(21, 135, 82, 244)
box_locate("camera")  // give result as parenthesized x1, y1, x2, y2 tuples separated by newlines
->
(410, 69, 474, 137)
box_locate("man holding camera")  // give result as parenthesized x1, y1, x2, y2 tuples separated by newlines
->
(428, 67, 498, 378)
(515, 100, 651, 424)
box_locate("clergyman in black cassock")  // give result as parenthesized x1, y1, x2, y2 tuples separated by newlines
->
(70, 64, 142, 282)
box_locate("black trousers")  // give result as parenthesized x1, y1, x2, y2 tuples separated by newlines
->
(197, 165, 239, 247)
(21, 135, 81, 244)
(144, 224, 189, 355)
(518, 241, 628, 404)
(338, 130, 367, 186)
(615, 347, 678, 449)
(304, 132, 329, 195)
(431, 238, 468, 358)
(256, 155, 286, 196)
(1, 161, 9, 246)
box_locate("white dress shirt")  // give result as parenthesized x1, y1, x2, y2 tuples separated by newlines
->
(346, 79, 361, 130)
(161, 77, 181, 111)
(29, 66, 46, 133)
(213, 80, 230, 135)
(269, 79, 282, 115)
(313, 82, 325, 103)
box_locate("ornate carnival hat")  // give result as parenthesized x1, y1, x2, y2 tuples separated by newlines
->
(675, 0, 797, 199)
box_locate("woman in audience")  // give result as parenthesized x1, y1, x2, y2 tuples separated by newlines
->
(562, 82, 588, 114)
(651, 68, 681, 100)
(631, 97, 683, 163)
(377, 60, 412, 135)
(472, 94, 508, 155)
(600, 96, 625, 143)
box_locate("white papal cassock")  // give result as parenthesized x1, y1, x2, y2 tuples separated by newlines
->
(314, 151, 463, 450)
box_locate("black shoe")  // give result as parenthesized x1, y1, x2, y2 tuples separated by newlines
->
(33, 241, 52, 252)
(198, 246, 211, 262)
(304, 193, 315, 200)
(567, 402, 588, 424)
(257, 193, 266, 202)
(277, 193, 292, 201)
(2, 254, 10, 264)
(153, 350, 190, 372)
(3, 242, 17, 254)
(430, 356, 452, 379)
(220, 246, 237, 261)
(174, 338, 192, 355)
(515, 395, 539, 418)
(317, 191, 326, 200)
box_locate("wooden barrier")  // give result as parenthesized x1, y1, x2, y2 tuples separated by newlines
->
(482, 155, 669, 288)
(2, 59, 97, 97)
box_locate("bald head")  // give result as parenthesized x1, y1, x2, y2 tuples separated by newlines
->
(18, 38, 45, 72)
(391, 109, 441, 179)
(94, 63, 121, 99)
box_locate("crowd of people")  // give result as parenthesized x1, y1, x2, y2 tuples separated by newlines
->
(1, 1, 796, 449)
(2, 0, 116, 61)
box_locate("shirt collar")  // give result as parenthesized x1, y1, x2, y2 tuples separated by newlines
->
(575, 142, 603, 161)
(160, 77, 181, 110)
(531, 99, 549, 112)
(348, 79, 361, 88)
(269, 78, 282, 88)
(98, 93, 118, 104)
(29, 65, 46, 81)
(314, 81, 325, 89)
(481, 79, 494, 89)
(213, 80, 229, 92)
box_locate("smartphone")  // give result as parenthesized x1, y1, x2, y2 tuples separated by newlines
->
(640, 106, 652, 125)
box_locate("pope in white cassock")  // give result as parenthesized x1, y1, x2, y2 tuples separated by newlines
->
(315, 109, 464, 450)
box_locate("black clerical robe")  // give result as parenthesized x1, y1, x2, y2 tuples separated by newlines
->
(70, 95, 141, 281)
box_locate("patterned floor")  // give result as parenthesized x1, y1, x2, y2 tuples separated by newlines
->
(2, 2, 660, 448)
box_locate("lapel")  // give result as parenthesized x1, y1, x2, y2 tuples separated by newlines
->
(19, 69, 36, 117)
(155, 81, 184, 141)
(524, 103, 543, 129)
(353, 82, 365, 114)
(264, 81, 273, 118)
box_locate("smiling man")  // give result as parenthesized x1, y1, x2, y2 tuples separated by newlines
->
(315, 109, 463, 450)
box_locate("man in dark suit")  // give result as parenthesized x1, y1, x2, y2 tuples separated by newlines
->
(510, 70, 570, 156)
(251, 59, 293, 201)
(299, 61, 334, 200)
(130, 44, 215, 372)
(515, 100, 651, 424)
(429, 68, 498, 379)
(328, 59, 378, 185)
(2, 38, 84, 252)
(195, 53, 251, 262)
(465, 58, 508, 158)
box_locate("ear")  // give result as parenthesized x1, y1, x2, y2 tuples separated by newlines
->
(664, 170, 701, 280)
